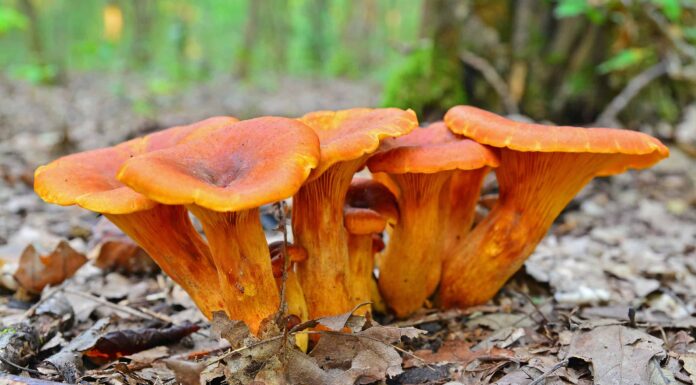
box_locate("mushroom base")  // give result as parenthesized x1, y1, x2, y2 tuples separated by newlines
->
(440, 151, 615, 308)
(105, 205, 223, 318)
(189, 206, 279, 334)
(378, 172, 452, 317)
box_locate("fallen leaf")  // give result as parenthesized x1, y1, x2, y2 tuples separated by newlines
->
(93, 240, 158, 274)
(211, 311, 252, 348)
(41, 318, 111, 383)
(13, 240, 87, 294)
(405, 340, 513, 368)
(316, 302, 370, 331)
(307, 324, 425, 383)
(567, 325, 666, 385)
(164, 358, 206, 385)
(83, 321, 200, 361)
(681, 353, 696, 384)
(647, 357, 676, 385)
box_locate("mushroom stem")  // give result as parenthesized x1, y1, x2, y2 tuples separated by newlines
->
(347, 233, 375, 315)
(293, 160, 362, 318)
(378, 171, 452, 317)
(440, 151, 613, 307)
(188, 206, 279, 334)
(442, 168, 490, 255)
(105, 205, 223, 317)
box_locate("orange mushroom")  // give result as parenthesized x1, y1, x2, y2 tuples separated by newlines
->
(118, 117, 320, 333)
(293, 108, 417, 318)
(441, 106, 669, 307)
(34, 117, 238, 317)
(344, 178, 399, 315)
(367, 123, 499, 317)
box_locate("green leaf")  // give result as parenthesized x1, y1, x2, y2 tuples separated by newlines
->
(554, 0, 590, 18)
(651, 0, 681, 21)
(0, 6, 28, 35)
(597, 48, 651, 74)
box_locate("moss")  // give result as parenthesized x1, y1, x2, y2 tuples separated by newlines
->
(382, 46, 466, 118)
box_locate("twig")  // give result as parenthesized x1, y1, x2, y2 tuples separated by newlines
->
(274, 201, 290, 321)
(460, 49, 520, 114)
(21, 280, 71, 319)
(64, 289, 168, 323)
(595, 60, 668, 126)
(0, 356, 43, 375)
(205, 335, 284, 366)
(528, 359, 569, 385)
(645, 7, 696, 61)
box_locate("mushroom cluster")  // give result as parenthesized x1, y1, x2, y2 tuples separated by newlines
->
(34, 105, 668, 331)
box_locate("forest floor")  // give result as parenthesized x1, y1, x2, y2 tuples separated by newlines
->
(1, 74, 695, 385)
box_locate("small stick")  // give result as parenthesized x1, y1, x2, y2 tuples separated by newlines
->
(528, 359, 569, 385)
(64, 289, 167, 322)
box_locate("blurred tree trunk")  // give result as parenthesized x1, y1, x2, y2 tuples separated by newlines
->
(266, 0, 289, 73)
(17, 0, 45, 65)
(131, 0, 154, 68)
(306, 0, 328, 72)
(235, 0, 259, 78)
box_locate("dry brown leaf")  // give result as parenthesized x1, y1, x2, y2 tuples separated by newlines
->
(163, 358, 206, 385)
(14, 240, 87, 294)
(405, 340, 513, 368)
(567, 325, 666, 385)
(681, 353, 696, 384)
(93, 240, 158, 274)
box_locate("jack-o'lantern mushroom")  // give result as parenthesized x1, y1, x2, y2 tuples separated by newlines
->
(34, 117, 238, 317)
(441, 106, 669, 307)
(118, 117, 320, 334)
(293, 108, 417, 318)
(367, 123, 499, 317)
(344, 178, 399, 314)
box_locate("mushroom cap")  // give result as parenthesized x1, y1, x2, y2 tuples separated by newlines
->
(445, 106, 669, 174)
(344, 207, 387, 235)
(118, 117, 321, 212)
(345, 177, 399, 223)
(299, 108, 418, 178)
(34, 116, 238, 214)
(367, 121, 500, 175)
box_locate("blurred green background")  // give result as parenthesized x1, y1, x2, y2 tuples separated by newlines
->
(0, 0, 695, 129)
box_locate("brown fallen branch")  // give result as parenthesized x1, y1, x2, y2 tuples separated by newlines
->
(595, 60, 668, 126)
(460, 50, 520, 114)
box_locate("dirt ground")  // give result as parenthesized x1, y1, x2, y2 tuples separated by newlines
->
(1, 74, 695, 385)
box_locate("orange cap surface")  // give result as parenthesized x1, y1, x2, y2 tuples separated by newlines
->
(34, 116, 238, 214)
(344, 207, 387, 235)
(118, 117, 320, 212)
(368, 121, 500, 174)
(299, 108, 418, 178)
(445, 106, 668, 174)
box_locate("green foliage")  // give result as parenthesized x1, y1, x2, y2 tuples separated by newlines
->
(597, 48, 653, 74)
(0, 5, 26, 35)
(9, 63, 57, 84)
(382, 47, 466, 117)
(554, 0, 606, 24)
(651, 0, 682, 21)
